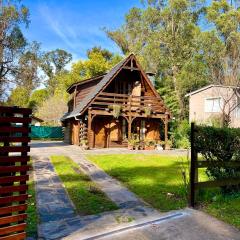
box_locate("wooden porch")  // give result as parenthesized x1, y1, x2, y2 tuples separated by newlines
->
(87, 92, 169, 148)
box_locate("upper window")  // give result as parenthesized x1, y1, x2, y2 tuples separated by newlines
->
(205, 97, 222, 113)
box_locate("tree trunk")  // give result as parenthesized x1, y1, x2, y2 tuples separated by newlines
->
(172, 65, 185, 119)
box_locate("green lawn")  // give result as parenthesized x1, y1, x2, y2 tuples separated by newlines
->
(26, 161, 38, 238)
(51, 156, 118, 215)
(87, 154, 240, 229)
(87, 154, 191, 211)
(203, 193, 240, 229)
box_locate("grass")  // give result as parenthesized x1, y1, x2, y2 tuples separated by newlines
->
(50, 156, 118, 215)
(87, 154, 191, 211)
(26, 178, 38, 237)
(202, 193, 240, 229)
(87, 154, 240, 229)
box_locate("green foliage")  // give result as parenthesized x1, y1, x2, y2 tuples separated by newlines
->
(28, 89, 49, 112)
(144, 106, 152, 116)
(41, 49, 72, 94)
(203, 192, 240, 229)
(0, 0, 29, 99)
(70, 47, 122, 86)
(195, 126, 240, 193)
(36, 94, 68, 126)
(106, 0, 208, 118)
(7, 86, 30, 107)
(110, 104, 122, 119)
(170, 120, 190, 149)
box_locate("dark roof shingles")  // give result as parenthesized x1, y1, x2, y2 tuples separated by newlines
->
(61, 56, 129, 121)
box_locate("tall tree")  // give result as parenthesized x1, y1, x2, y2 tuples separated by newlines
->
(0, 0, 29, 100)
(14, 41, 41, 93)
(205, 0, 240, 126)
(41, 49, 72, 94)
(106, 0, 207, 118)
(70, 47, 122, 84)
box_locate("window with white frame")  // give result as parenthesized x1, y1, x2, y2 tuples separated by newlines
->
(205, 97, 222, 113)
(236, 96, 240, 118)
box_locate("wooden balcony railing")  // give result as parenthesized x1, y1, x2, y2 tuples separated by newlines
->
(91, 92, 166, 113)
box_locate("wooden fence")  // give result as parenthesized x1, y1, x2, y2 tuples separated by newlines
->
(0, 106, 31, 240)
(190, 122, 240, 207)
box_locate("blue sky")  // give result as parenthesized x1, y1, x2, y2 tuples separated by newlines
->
(22, 0, 141, 61)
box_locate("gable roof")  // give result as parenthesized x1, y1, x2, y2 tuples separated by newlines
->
(67, 74, 106, 94)
(61, 53, 169, 121)
(185, 84, 240, 97)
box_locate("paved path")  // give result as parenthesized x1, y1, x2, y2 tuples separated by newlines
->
(31, 141, 164, 239)
(30, 141, 240, 240)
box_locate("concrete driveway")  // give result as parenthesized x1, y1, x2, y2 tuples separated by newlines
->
(30, 141, 240, 240)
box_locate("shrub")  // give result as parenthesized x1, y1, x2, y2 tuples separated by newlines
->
(194, 126, 240, 194)
(170, 119, 190, 149)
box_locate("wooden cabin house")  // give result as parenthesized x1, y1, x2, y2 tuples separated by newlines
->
(61, 54, 171, 148)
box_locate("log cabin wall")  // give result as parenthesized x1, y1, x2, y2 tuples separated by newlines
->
(64, 122, 71, 144)
(75, 80, 101, 107)
(71, 120, 80, 145)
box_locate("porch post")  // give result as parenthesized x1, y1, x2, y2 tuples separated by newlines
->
(164, 114, 169, 150)
(87, 108, 93, 148)
(128, 117, 132, 140)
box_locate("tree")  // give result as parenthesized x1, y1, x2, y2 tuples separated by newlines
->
(41, 49, 72, 94)
(36, 94, 67, 126)
(105, 1, 208, 118)
(205, 0, 240, 126)
(28, 88, 49, 112)
(0, 0, 29, 100)
(7, 86, 29, 107)
(70, 47, 122, 85)
(14, 41, 42, 93)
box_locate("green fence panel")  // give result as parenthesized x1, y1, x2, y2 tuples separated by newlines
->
(31, 126, 63, 139)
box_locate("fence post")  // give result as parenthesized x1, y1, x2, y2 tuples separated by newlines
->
(190, 122, 196, 207)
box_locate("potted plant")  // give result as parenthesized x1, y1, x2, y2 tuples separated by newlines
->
(127, 138, 135, 150)
(144, 105, 152, 116)
(109, 104, 122, 119)
(80, 139, 89, 150)
(145, 140, 156, 150)
(164, 140, 172, 150)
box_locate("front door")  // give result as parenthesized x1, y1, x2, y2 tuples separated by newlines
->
(94, 118, 108, 148)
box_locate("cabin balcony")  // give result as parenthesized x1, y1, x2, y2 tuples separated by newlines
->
(90, 92, 167, 118)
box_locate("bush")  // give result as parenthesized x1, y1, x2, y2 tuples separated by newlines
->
(170, 119, 190, 149)
(194, 126, 240, 193)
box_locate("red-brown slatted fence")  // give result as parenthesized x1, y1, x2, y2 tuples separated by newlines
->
(0, 106, 31, 240)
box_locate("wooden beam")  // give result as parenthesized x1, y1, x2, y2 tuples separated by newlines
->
(90, 109, 166, 119)
(87, 109, 93, 149)
(164, 114, 169, 149)
(122, 66, 140, 71)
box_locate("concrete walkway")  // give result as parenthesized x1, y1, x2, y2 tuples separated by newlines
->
(30, 141, 240, 240)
